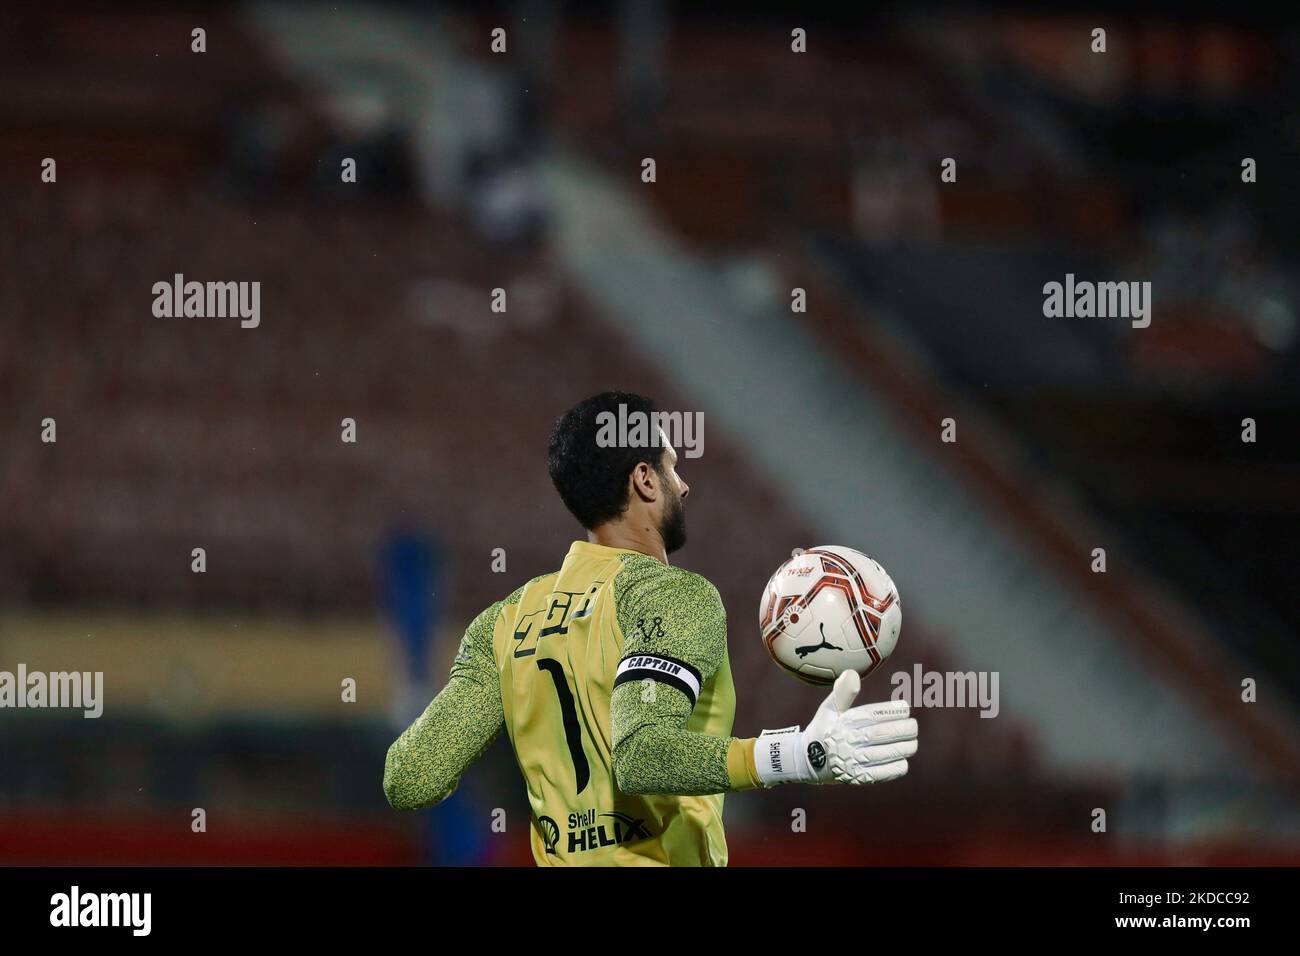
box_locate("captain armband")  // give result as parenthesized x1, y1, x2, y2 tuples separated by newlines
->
(613, 654, 702, 708)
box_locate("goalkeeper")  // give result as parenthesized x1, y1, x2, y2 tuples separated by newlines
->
(384, 392, 918, 866)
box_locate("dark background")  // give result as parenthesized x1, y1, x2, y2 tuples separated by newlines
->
(1, 0, 1297, 864)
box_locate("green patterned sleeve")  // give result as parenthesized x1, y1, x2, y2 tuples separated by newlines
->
(383, 598, 506, 810)
(609, 557, 756, 796)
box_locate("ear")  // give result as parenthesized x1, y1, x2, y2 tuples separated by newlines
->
(629, 460, 659, 504)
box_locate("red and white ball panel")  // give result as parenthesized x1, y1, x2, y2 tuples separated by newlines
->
(759, 545, 902, 685)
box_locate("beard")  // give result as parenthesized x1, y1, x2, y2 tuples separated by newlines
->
(659, 487, 688, 554)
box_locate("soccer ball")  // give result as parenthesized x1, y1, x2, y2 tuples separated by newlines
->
(759, 545, 902, 686)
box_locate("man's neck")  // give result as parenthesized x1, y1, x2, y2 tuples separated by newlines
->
(589, 524, 668, 566)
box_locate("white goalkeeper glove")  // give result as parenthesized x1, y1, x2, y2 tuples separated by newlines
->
(752, 670, 917, 786)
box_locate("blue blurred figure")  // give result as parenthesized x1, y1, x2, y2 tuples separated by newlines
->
(381, 529, 489, 865)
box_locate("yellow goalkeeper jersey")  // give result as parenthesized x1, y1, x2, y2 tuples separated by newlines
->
(495, 541, 741, 866)
(383, 540, 761, 865)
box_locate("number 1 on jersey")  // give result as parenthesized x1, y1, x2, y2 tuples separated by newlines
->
(536, 658, 590, 794)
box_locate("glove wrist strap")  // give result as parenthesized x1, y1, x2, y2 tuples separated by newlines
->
(753, 726, 808, 786)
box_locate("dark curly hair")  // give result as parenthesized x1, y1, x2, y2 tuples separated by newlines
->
(547, 391, 668, 529)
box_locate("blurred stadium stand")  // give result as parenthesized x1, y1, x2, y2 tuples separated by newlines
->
(1, 2, 1297, 864)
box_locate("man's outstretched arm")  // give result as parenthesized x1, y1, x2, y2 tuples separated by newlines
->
(612, 664, 918, 795)
(608, 560, 760, 795)
(383, 600, 504, 810)
(609, 559, 917, 796)
(611, 681, 762, 795)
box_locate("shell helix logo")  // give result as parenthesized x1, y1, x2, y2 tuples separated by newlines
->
(556, 807, 652, 854)
(537, 815, 561, 854)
